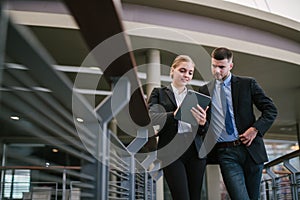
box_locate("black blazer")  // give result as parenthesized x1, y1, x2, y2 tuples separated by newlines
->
(147, 85, 209, 157)
(199, 75, 277, 164)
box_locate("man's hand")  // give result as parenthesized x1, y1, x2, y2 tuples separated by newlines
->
(239, 127, 258, 147)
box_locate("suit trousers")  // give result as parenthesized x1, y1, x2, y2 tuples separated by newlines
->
(163, 137, 206, 200)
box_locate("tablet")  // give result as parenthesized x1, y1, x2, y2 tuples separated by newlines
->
(174, 90, 211, 125)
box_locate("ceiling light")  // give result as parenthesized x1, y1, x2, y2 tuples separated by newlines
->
(290, 144, 299, 150)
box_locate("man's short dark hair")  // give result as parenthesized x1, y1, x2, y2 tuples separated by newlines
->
(211, 47, 233, 61)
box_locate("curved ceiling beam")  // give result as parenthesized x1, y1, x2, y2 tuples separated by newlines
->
(124, 21, 300, 65)
(122, 0, 300, 43)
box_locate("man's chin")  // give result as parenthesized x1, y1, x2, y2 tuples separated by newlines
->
(214, 76, 222, 81)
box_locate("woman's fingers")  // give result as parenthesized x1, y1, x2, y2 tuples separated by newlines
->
(191, 106, 206, 125)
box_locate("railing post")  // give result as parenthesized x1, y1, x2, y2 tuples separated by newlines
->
(0, 0, 8, 87)
(127, 128, 148, 154)
(141, 151, 157, 170)
(62, 169, 66, 200)
(141, 151, 158, 199)
(284, 160, 299, 200)
(95, 77, 131, 199)
(0, 144, 7, 199)
(130, 153, 136, 200)
(266, 167, 278, 200)
(127, 128, 149, 199)
(0, 2, 6, 196)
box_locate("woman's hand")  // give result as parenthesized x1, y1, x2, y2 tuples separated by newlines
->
(191, 105, 208, 126)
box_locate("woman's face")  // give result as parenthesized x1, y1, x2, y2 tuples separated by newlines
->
(170, 62, 194, 88)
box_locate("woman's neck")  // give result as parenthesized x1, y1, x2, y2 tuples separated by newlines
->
(172, 83, 186, 94)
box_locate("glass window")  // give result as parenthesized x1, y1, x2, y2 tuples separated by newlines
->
(4, 169, 30, 199)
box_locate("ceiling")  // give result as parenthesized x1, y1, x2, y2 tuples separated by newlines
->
(13, 25, 299, 143)
(2, 0, 300, 144)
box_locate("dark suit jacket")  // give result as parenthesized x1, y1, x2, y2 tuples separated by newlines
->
(199, 75, 277, 164)
(147, 85, 209, 157)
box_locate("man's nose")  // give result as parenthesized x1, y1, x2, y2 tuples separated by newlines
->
(215, 67, 221, 73)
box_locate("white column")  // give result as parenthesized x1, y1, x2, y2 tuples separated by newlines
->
(146, 49, 164, 200)
(146, 49, 161, 99)
(206, 165, 222, 200)
(156, 177, 164, 200)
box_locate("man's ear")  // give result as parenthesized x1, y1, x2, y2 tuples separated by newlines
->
(230, 62, 234, 70)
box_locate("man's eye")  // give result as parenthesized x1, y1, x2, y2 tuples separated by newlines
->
(213, 65, 225, 69)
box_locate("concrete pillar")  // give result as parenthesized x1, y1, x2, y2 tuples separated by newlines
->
(156, 177, 164, 200)
(206, 165, 222, 200)
(146, 49, 164, 200)
(146, 49, 161, 99)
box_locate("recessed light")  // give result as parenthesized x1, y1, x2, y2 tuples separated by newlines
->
(52, 148, 59, 153)
(76, 118, 84, 123)
(10, 116, 20, 120)
(88, 66, 101, 70)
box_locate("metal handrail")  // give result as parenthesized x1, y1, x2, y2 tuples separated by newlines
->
(261, 149, 300, 200)
(264, 150, 300, 168)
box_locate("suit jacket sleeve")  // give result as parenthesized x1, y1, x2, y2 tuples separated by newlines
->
(250, 78, 277, 136)
(147, 88, 177, 136)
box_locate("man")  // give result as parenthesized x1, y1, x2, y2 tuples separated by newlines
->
(199, 47, 277, 200)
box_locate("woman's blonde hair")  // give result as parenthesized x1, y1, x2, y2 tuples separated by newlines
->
(171, 55, 195, 69)
(170, 55, 195, 78)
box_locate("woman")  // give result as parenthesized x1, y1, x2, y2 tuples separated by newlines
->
(147, 55, 209, 200)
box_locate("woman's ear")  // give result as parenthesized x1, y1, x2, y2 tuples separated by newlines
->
(170, 68, 174, 78)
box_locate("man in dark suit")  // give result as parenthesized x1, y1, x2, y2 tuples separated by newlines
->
(199, 47, 277, 200)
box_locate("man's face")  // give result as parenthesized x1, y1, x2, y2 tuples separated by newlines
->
(211, 58, 233, 81)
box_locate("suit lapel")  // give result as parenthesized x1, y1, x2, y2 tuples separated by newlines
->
(231, 75, 239, 114)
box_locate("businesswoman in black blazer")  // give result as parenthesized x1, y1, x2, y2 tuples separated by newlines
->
(147, 55, 209, 200)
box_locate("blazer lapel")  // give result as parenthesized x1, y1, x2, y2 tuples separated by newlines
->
(166, 85, 177, 106)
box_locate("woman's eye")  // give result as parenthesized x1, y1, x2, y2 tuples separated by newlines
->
(179, 68, 186, 73)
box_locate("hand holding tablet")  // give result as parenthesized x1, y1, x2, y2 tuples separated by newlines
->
(174, 90, 211, 125)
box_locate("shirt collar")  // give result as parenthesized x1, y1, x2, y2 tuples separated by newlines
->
(171, 83, 187, 95)
(223, 72, 232, 86)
